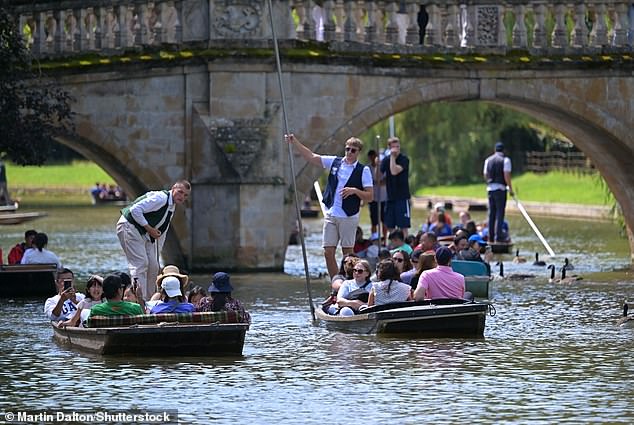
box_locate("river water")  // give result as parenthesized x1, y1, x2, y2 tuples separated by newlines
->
(1, 204, 634, 424)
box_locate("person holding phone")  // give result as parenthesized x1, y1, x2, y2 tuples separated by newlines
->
(44, 268, 85, 322)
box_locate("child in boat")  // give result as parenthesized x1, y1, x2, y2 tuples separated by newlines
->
(197, 272, 251, 323)
(150, 276, 195, 314)
(61, 275, 105, 327)
(367, 259, 412, 307)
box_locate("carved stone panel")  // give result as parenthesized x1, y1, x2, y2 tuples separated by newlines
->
(210, 0, 262, 38)
(209, 118, 267, 179)
(475, 5, 500, 46)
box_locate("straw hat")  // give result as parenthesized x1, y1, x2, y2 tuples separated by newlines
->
(156, 265, 189, 290)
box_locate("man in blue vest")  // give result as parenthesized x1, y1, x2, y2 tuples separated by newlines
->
(483, 142, 514, 243)
(286, 134, 373, 279)
(116, 180, 191, 298)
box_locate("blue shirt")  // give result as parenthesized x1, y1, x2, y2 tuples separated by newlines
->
(150, 300, 195, 314)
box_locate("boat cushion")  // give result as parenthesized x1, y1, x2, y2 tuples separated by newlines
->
(86, 310, 246, 328)
(451, 260, 490, 277)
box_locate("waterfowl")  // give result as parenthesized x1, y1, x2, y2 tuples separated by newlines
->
(497, 261, 534, 280)
(533, 252, 546, 267)
(617, 303, 634, 328)
(512, 249, 527, 264)
(558, 267, 582, 284)
(562, 258, 574, 271)
(547, 264, 557, 283)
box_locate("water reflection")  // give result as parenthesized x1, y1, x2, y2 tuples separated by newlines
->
(0, 205, 633, 423)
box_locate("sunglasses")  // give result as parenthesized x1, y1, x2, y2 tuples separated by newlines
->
(345, 147, 358, 153)
(393, 257, 404, 263)
(352, 268, 366, 273)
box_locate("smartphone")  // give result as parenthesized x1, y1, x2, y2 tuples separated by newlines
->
(63, 280, 72, 291)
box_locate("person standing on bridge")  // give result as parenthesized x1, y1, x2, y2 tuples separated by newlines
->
(380, 137, 411, 237)
(116, 180, 191, 299)
(286, 134, 373, 280)
(483, 142, 514, 243)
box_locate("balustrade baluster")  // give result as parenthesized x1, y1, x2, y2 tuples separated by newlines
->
(65, 9, 77, 52)
(384, 1, 398, 44)
(512, 4, 527, 48)
(173, 1, 183, 44)
(464, 3, 475, 48)
(301, 0, 316, 40)
(589, 3, 608, 47)
(551, 3, 568, 48)
(531, 2, 546, 49)
(444, 2, 460, 48)
(75, 8, 86, 51)
(610, 3, 628, 46)
(406, 0, 420, 45)
(54, 9, 65, 53)
(137, 4, 149, 45)
(335, 0, 345, 41)
(571, 3, 588, 48)
(424, 2, 439, 47)
(498, 4, 506, 47)
(117, 5, 127, 48)
(374, 2, 385, 43)
(365, 0, 377, 43)
(323, 0, 337, 41)
(343, 0, 357, 41)
(94, 7, 103, 49)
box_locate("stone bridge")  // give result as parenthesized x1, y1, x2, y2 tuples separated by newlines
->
(11, 0, 634, 270)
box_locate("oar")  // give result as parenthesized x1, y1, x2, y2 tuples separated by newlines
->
(313, 181, 327, 216)
(512, 193, 556, 257)
(267, 0, 316, 320)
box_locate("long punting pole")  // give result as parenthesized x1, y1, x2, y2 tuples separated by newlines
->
(512, 194, 556, 257)
(267, 0, 316, 320)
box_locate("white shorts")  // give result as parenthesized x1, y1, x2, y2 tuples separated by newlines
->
(322, 214, 359, 249)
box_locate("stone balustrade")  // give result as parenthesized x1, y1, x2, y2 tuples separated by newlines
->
(12, 0, 634, 58)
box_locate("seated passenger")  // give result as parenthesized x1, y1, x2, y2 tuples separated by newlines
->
(150, 276, 196, 314)
(400, 249, 422, 286)
(88, 274, 145, 318)
(388, 229, 413, 255)
(7, 229, 37, 265)
(186, 285, 207, 308)
(21, 232, 62, 270)
(353, 226, 371, 255)
(44, 268, 85, 322)
(327, 260, 373, 316)
(457, 234, 492, 274)
(392, 250, 412, 276)
(367, 259, 413, 307)
(150, 265, 189, 301)
(197, 272, 251, 323)
(448, 235, 469, 258)
(429, 212, 452, 237)
(330, 254, 359, 293)
(414, 247, 466, 300)
(61, 275, 105, 327)
(410, 250, 437, 291)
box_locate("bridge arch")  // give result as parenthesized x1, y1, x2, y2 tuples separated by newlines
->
(293, 76, 634, 259)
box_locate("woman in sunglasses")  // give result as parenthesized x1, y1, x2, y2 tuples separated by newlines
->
(326, 260, 372, 316)
(391, 250, 412, 275)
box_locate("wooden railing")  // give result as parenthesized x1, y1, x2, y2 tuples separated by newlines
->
(525, 151, 596, 174)
(11, 0, 634, 59)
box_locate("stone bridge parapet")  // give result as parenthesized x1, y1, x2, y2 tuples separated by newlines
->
(13, 0, 634, 59)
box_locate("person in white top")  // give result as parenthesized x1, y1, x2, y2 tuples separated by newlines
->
(286, 134, 373, 279)
(44, 268, 85, 322)
(116, 180, 191, 299)
(368, 259, 413, 307)
(61, 275, 105, 327)
(20, 232, 62, 270)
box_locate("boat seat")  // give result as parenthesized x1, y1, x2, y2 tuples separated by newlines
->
(451, 260, 490, 277)
(361, 298, 472, 314)
(87, 310, 247, 328)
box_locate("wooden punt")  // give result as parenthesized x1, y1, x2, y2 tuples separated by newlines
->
(451, 260, 491, 299)
(0, 211, 47, 225)
(0, 263, 57, 298)
(0, 202, 19, 213)
(315, 299, 488, 337)
(52, 322, 249, 356)
(52, 311, 250, 356)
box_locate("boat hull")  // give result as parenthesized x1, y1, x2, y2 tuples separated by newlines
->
(52, 322, 249, 356)
(316, 301, 488, 337)
(0, 212, 47, 225)
(489, 242, 513, 254)
(0, 264, 57, 298)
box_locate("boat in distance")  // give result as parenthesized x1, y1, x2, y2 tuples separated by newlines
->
(315, 298, 489, 337)
(0, 263, 57, 298)
(52, 311, 250, 356)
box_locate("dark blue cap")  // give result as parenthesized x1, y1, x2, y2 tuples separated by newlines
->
(495, 142, 504, 152)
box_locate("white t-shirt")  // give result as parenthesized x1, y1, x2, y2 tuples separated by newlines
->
(320, 156, 373, 218)
(44, 294, 86, 321)
(20, 248, 62, 270)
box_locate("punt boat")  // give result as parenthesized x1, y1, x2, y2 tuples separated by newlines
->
(451, 260, 492, 299)
(52, 311, 250, 356)
(315, 298, 489, 337)
(0, 211, 47, 225)
(0, 263, 57, 297)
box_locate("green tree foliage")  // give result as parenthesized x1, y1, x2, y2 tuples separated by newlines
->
(361, 102, 545, 188)
(0, 5, 73, 165)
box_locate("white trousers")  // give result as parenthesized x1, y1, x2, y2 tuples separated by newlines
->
(116, 220, 164, 299)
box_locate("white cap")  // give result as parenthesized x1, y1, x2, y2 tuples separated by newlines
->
(434, 202, 445, 212)
(161, 276, 182, 297)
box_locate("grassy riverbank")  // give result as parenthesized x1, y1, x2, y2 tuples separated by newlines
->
(5, 161, 609, 206)
(418, 171, 608, 206)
